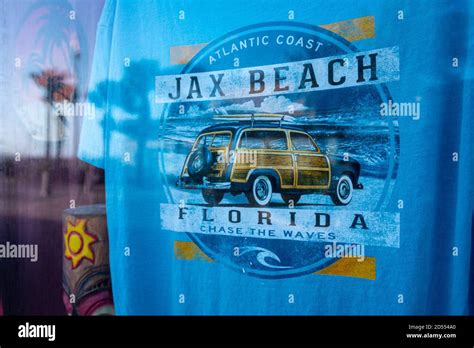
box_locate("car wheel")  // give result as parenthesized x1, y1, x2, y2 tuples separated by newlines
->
(202, 189, 224, 206)
(281, 193, 301, 205)
(330, 174, 353, 206)
(246, 175, 273, 206)
(188, 147, 213, 180)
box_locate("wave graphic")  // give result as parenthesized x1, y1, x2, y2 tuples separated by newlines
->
(240, 247, 292, 269)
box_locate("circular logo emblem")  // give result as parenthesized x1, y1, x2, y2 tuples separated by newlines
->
(160, 22, 398, 278)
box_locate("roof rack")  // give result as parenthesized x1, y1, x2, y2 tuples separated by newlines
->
(213, 113, 296, 128)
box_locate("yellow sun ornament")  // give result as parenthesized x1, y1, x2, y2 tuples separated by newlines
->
(64, 219, 98, 269)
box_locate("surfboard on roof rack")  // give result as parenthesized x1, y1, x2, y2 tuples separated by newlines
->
(212, 113, 297, 125)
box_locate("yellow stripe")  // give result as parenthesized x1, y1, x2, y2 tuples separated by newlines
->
(315, 256, 376, 280)
(169, 16, 375, 65)
(170, 43, 207, 65)
(174, 241, 375, 280)
(321, 16, 375, 42)
(174, 241, 213, 262)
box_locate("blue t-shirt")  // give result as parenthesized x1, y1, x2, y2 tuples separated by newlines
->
(79, 0, 473, 315)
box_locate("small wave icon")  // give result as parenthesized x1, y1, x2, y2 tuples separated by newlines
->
(239, 247, 292, 269)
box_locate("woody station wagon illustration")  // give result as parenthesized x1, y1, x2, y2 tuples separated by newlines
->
(176, 114, 363, 206)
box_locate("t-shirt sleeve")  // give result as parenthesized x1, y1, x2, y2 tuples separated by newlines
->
(77, 0, 116, 169)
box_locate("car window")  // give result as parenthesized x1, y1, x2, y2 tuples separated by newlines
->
(195, 134, 214, 148)
(238, 130, 287, 150)
(211, 133, 231, 147)
(239, 131, 265, 149)
(266, 131, 288, 150)
(291, 132, 317, 152)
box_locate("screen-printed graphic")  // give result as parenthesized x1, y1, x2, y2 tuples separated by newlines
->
(157, 20, 400, 278)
